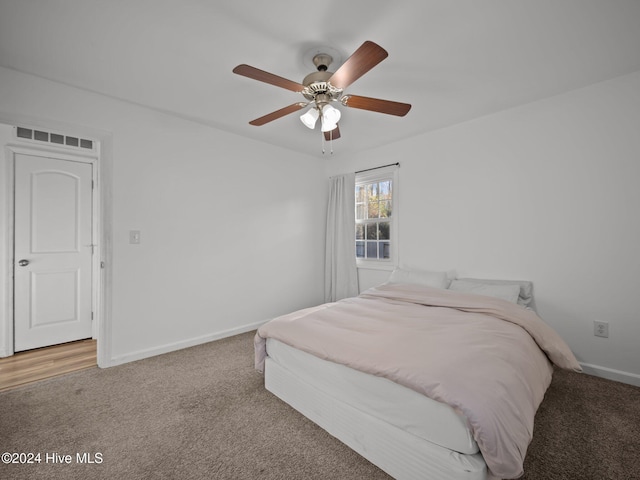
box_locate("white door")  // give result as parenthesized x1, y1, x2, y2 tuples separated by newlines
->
(14, 153, 93, 352)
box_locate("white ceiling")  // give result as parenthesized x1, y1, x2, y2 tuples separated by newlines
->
(1, 0, 640, 159)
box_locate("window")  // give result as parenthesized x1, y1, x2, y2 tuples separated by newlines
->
(355, 166, 397, 266)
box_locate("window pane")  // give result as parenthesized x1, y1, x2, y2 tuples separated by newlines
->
(378, 222, 390, 240)
(366, 224, 377, 240)
(379, 241, 390, 259)
(368, 201, 379, 219)
(356, 203, 365, 220)
(355, 224, 364, 240)
(379, 200, 391, 218)
(355, 185, 365, 203)
(366, 241, 378, 259)
(367, 183, 378, 200)
(379, 181, 391, 200)
(356, 241, 365, 258)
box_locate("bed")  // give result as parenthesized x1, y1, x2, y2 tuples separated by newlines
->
(254, 271, 581, 480)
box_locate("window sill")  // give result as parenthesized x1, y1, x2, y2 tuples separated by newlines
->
(356, 260, 395, 272)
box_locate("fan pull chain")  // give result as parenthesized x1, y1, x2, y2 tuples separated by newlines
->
(320, 130, 335, 154)
(321, 130, 334, 155)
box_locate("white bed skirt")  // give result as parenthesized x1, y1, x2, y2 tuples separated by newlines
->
(265, 356, 491, 480)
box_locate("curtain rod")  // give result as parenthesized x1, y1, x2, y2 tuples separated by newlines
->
(355, 162, 399, 174)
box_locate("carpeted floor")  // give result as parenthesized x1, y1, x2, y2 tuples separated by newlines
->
(0, 331, 638, 480)
(521, 362, 640, 480)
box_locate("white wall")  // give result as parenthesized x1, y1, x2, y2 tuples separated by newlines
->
(326, 71, 640, 385)
(0, 66, 327, 366)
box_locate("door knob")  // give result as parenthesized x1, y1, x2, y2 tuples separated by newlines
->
(18, 259, 29, 267)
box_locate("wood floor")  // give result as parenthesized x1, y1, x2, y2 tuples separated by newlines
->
(0, 339, 97, 392)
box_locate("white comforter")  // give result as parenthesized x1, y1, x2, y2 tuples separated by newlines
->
(255, 283, 581, 479)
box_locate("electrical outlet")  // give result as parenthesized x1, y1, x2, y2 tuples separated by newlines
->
(594, 321, 609, 338)
(129, 230, 141, 244)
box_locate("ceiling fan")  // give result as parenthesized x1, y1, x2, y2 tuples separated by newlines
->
(232, 41, 411, 144)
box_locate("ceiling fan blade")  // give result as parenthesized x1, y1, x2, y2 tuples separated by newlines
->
(328, 41, 388, 90)
(341, 95, 411, 117)
(249, 103, 307, 126)
(233, 64, 305, 92)
(324, 125, 341, 141)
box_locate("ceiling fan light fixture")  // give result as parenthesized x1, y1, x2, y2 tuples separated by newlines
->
(320, 104, 341, 132)
(233, 41, 411, 151)
(321, 119, 338, 132)
(300, 107, 319, 129)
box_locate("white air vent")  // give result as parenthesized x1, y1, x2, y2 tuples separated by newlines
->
(14, 126, 96, 152)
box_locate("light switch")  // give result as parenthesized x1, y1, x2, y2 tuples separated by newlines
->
(129, 230, 141, 244)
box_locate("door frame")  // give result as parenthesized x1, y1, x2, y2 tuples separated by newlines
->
(0, 116, 112, 368)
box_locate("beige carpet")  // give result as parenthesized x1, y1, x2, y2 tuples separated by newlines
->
(0, 331, 638, 480)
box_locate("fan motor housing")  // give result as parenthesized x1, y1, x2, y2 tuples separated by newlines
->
(302, 71, 343, 102)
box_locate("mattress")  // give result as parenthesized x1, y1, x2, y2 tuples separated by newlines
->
(266, 338, 478, 455)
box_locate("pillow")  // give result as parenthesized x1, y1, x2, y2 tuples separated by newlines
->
(449, 279, 521, 304)
(387, 267, 449, 289)
(455, 278, 533, 307)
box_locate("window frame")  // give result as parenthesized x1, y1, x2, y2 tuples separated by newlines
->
(355, 166, 398, 271)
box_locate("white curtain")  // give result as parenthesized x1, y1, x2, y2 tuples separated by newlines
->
(325, 173, 359, 302)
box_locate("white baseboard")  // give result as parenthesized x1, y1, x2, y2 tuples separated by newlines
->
(579, 362, 640, 387)
(105, 320, 267, 368)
